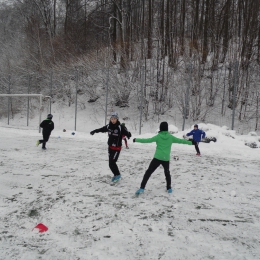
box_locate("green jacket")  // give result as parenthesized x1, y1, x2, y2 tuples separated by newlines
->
(135, 131, 192, 161)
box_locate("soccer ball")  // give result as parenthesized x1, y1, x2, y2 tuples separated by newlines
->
(63, 129, 66, 132)
(173, 155, 179, 161)
(71, 132, 75, 135)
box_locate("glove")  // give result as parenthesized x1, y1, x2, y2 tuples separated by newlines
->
(191, 140, 197, 145)
(90, 130, 95, 135)
(127, 132, 132, 140)
(133, 138, 136, 143)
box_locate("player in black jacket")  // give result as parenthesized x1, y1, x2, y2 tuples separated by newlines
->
(36, 114, 54, 150)
(90, 112, 131, 182)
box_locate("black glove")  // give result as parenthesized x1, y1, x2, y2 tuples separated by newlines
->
(127, 132, 132, 140)
(133, 138, 136, 143)
(191, 140, 197, 145)
(90, 130, 95, 135)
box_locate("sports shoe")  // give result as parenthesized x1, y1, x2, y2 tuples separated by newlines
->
(111, 175, 119, 182)
(167, 188, 173, 193)
(126, 146, 129, 149)
(112, 175, 121, 182)
(42, 147, 46, 150)
(135, 188, 144, 195)
(36, 140, 40, 147)
(196, 153, 201, 156)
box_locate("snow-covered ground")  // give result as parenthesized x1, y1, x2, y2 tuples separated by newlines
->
(0, 120, 260, 260)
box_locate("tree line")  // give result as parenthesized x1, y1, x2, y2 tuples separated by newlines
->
(0, 0, 260, 131)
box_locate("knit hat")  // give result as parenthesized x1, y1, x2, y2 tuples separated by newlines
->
(159, 121, 168, 132)
(111, 112, 119, 120)
(194, 124, 198, 128)
(47, 114, 53, 119)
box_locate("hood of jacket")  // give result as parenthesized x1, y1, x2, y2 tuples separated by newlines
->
(158, 131, 171, 140)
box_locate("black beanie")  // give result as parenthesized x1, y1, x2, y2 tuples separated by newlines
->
(160, 122, 168, 132)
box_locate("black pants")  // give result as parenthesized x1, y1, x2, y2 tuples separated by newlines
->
(39, 133, 50, 148)
(140, 158, 171, 190)
(194, 142, 200, 154)
(108, 148, 121, 176)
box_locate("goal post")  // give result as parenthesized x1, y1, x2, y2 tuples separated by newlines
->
(0, 94, 51, 133)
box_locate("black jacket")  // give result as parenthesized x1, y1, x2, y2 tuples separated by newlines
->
(94, 121, 131, 147)
(40, 119, 54, 134)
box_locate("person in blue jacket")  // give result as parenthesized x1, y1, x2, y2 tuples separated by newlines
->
(186, 124, 206, 156)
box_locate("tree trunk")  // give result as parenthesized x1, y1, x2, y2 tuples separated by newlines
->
(180, 0, 186, 56)
(202, 0, 209, 63)
(147, 0, 153, 59)
(112, 2, 117, 63)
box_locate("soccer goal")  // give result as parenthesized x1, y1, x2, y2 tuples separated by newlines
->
(0, 94, 51, 133)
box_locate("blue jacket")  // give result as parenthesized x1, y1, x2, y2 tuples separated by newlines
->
(186, 129, 206, 142)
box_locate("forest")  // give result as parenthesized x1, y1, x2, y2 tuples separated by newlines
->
(0, 0, 260, 132)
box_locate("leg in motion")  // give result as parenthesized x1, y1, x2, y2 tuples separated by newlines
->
(161, 161, 171, 191)
(195, 142, 200, 155)
(42, 133, 50, 149)
(140, 158, 161, 189)
(108, 148, 121, 177)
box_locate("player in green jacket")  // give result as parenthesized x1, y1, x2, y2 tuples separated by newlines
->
(133, 122, 195, 194)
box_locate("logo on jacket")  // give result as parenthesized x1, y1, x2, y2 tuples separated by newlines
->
(114, 130, 118, 133)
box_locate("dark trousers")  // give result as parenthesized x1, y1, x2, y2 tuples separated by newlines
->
(194, 142, 200, 154)
(39, 133, 50, 148)
(108, 148, 121, 176)
(140, 158, 171, 190)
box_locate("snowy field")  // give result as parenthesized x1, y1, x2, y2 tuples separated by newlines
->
(0, 122, 260, 260)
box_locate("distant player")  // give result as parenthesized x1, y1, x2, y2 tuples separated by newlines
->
(186, 124, 206, 156)
(36, 114, 54, 150)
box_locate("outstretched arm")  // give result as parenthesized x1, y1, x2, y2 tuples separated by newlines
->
(172, 135, 192, 145)
(90, 125, 109, 135)
(201, 130, 206, 139)
(134, 135, 158, 143)
(186, 130, 193, 136)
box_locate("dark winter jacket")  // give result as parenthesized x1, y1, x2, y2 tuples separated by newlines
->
(186, 129, 206, 142)
(40, 119, 54, 135)
(93, 121, 131, 150)
(135, 131, 192, 161)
